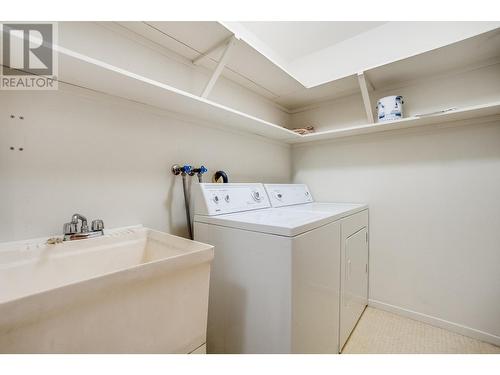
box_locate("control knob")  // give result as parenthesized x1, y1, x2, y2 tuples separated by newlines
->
(251, 190, 261, 202)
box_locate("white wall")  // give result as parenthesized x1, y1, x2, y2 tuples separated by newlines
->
(292, 120, 500, 344)
(289, 93, 366, 132)
(0, 85, 291, 241)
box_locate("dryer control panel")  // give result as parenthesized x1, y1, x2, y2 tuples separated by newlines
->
(194, 183, 270, 216)
(264, 184, 314, 207)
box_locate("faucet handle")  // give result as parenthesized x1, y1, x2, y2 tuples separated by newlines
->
(91, 219, 104, 232)
(64, 222, 78, 235)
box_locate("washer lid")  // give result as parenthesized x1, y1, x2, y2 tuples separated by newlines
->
(194, 208, 334, 237)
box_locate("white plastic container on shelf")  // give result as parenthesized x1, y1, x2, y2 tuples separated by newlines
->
(377, 95, 404, 122)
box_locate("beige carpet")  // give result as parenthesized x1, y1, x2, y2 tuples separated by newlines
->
(342, 307, 500, 354)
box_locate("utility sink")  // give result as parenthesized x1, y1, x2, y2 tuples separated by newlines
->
(0, 226, 214, 353)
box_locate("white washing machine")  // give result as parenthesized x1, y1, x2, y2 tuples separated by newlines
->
(192, 183, 363, 353)
(264, 184, 369, 350)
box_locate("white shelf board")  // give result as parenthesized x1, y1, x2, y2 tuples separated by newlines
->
(55, 45, 301, 142)
(288, 102, 500, 144)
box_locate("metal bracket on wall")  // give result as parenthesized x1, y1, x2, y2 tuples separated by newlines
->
(200, 35, 237, 99)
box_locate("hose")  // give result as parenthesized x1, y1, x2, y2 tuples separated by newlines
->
(182, 173, 193, 239)
(173, 164, 207, 239)
(213, 170, 229, 183)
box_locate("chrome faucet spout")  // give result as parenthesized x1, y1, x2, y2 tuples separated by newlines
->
(71, 213, 89, 233)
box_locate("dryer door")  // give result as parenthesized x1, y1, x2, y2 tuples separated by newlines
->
(340, 226, 368, 350)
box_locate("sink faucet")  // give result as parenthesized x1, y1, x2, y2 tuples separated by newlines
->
(71, 213, 89, 233)
(63, 213, 104, 241)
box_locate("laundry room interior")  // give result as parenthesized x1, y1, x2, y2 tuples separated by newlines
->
(1, 8, 500, 365)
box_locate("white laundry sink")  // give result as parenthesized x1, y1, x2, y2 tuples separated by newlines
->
(0, 226, 214, 353)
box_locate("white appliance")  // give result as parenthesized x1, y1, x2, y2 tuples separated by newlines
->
(194, 183, 344, 353)
(264, 184, 369, 351)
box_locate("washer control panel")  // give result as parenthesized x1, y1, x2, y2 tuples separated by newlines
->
(195, 183, 270, 216)
(264, 184, 313, 207)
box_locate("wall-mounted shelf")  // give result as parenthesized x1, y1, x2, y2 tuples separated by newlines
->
(288, 102, 500, 144)
(117, 23, 498, 112)
(56, 45, 500, 145)
(48, 26, 500, 145)
(56, 45, 301, 142)
(117, 21, 304, 102)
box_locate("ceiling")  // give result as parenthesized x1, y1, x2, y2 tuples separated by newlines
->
(237, 21, 386, 63)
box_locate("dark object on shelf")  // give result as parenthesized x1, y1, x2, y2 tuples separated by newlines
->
(292, 126, 315, 135)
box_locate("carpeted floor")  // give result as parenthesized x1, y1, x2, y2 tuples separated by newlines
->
(341, 307, 500, 354)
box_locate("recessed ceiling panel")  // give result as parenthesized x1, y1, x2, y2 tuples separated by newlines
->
(238, 21, 386, 63)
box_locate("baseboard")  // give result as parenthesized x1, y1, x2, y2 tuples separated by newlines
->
(368, 299, 500, 347)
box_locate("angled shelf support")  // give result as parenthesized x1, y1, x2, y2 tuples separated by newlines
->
(192, 35, 235, 65)
(357, 72, 375, 124)
(200, 36, 236, 98)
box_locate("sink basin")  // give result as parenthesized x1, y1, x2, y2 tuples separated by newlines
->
(0, 226, 214, 353)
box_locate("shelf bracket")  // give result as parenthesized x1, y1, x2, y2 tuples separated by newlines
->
(200, 36, 236, 98)
(357, 72, 375, 124)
